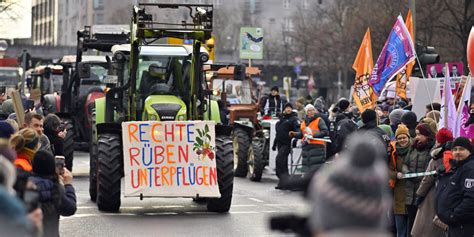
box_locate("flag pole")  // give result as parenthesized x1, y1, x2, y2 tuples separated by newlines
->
(414, 54, 435, 112)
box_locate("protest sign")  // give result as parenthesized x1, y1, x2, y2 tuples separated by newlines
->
(122, 121, 220, 198)
(410, 77, 441, 119)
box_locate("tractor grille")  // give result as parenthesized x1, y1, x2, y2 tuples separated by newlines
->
(150, 103, 182, 121)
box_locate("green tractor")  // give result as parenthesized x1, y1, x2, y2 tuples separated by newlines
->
(90, 3, 234, 213)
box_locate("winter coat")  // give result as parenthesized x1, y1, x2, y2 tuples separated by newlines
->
(261, 94, 287, 116)
(436, 155, 474, 237)
(389, 142, 411, 215)
(296, 115, 328, 173)
(274, 112, 300, 146)
(332, 114, 358, 154)
(403, 140, 433, 205)
(358, 120, 390, 147)
(411, 147, 445, 237)
(30, 176, 77, 237)
(39, 134, 53, 154)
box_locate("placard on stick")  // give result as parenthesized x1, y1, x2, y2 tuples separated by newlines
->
(11, 90, 25, 126)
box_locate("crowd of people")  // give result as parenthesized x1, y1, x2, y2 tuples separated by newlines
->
(267, 91, 474, 237)
(0, 111, 76, 237)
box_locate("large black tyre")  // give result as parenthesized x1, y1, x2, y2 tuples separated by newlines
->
(89, 109, 98, 201)
(63, 119, 75, 171)
(207, 135, 234, 212)
(232, 127, 250, 177)
(96, 133, 122, 212)
(249, 137, 265, 182)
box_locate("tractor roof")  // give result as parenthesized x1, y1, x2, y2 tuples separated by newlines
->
(111, 44, 209, 57)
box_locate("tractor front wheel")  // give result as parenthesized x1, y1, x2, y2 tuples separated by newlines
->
(249, 137, 265, 182)
(62, 119, 75, 171)
(232, 127, 250, 177)
(89, 109, 98, 201)
(207, 135, 234, 212)
(96, 133, 122, 212)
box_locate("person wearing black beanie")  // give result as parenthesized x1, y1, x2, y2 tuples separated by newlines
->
(30, 150, 77, 237)
(436, 136, 474, 237)
(401, 111, 417, 138)
(358, 109, 390, 149)
(261, 86, 287, 116)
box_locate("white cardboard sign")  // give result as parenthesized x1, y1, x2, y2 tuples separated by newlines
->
(122, 121, 220, 198)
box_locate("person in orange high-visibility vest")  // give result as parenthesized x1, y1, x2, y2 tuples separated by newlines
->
(289, 104, 328, 173)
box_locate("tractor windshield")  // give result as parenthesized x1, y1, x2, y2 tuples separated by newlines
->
(136, 55, 186, 96)
(0, 67, 20, 88)
(212, 78, 253, 104)
(80, 64, 108, 87)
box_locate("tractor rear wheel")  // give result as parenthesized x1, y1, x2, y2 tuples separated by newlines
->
(96, 133, 122, 212)
(249, 137, 265, 182)
(232, 127, 250, 177)
(207, 135, 234, 212)
(63, 119, 75, 171)
(89, 109, 98, 201)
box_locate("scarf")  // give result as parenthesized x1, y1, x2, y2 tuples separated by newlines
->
(395, 143, 410, 156)
(18, 148, 36, 162)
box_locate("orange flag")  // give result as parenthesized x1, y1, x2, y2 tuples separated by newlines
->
(396, 10, 415, 101)
(352, 28, 376, 112)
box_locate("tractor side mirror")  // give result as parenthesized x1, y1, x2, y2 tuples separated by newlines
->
(78, 63, 91, 78)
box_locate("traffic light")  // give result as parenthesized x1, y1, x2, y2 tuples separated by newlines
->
(414, 43, 440, 76)
(416, 43, 440, 66)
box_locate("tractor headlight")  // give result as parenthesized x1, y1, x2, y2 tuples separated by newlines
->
(177, 115, 185, 121)
(150, 114, 158, 121)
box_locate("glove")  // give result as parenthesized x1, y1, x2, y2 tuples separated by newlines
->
(414, 195, 425, 207)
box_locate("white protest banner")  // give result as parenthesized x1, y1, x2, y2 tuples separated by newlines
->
(122, 121, 220, 198)
(410, 77, 441, 119)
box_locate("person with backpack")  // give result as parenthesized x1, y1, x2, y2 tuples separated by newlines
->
(30, 150, 76, 237)
(329, 98, 358, 155)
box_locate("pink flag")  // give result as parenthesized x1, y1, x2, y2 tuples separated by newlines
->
(458, 76, 474, 138)
(438, 65, 457, 133)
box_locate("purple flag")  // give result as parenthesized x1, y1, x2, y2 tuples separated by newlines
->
(370, 16, 416, 94)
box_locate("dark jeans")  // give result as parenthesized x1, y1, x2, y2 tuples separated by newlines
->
(394, 214, 408, 237)
(406, 205, 418, 236)
(275, 144, 291, 180)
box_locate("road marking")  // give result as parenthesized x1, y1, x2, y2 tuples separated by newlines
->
(151, 205, 185, 209)
(264, 203, 304, 207)
(184, 212, 219, 215)
(230, 211, 260, 214)
(77, 206, 97, 209)
(143, 212, 178, 216)
(262, 210, 292, 213)
(120, 207, 143, 210)
(231, 204, 257, 207)
(248, 198, 264, 203)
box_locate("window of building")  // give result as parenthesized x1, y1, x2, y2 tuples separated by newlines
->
(303, 0, 310, 9)
(95, 12, 104, 24)
(94, 0, 104, 9)
(284, 18, 293, 32)
(283, 0, 290, 9)
(284, 35, 293, 45)
(214, 0, 221, 8)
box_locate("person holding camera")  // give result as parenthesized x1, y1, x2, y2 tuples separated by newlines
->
(30, 150, 76, 237)
(44, 114, 68, 168)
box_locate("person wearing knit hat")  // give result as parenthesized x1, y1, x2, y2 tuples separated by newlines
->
(308, 131, 390, 236)
(426, 110, 440, 123)
(378, 124, 393, 140)
(337, 98, 350, 113)
(273, 102, 300, 188)
(30, 149, 77, 237)
(314, 97, 326, 113)
(359, 109, 390, 147)
(401, 111, 418, 138)
(0, 121, 14, 140)
(391, 124, 412, 237)
(389, 109, 405, 133)
(11, 128, 40, 172)
(261, 85, 286, 116)
(289, 103, 329, 173)
(420, 117, 438, 135)
(436, 136, 474, 237)
(410, 127, 452, 237)
(403, 123, 435, 233)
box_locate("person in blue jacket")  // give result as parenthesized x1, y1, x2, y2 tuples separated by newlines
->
(30, 150, 76, 237)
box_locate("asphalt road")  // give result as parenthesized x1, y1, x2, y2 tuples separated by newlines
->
(61, 152, 307, 237)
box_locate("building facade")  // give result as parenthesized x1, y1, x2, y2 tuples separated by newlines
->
(32, 0, 58, 46)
